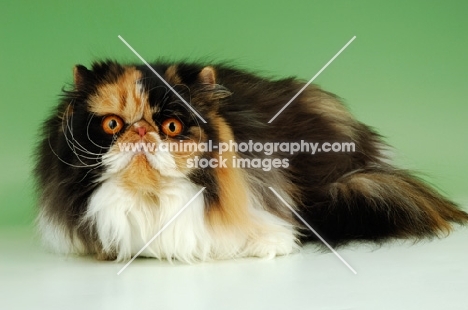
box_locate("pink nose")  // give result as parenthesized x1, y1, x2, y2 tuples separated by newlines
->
(137, 127, 146, 137)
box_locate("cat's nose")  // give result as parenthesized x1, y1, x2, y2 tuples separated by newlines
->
(133, 121, 153, 137)
(136, 126, 147, 137)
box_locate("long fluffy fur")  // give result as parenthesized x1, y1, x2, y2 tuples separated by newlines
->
(35, 60, 468, 262)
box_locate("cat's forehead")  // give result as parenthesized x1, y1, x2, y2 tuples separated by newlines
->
(87, 66, 156, 123)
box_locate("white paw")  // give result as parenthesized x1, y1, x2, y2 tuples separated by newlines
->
(245, 232, 300, 259)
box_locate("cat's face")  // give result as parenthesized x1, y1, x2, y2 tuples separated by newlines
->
(57, 61, 230, 195)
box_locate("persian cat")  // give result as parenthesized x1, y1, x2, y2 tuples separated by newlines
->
(35, 60, 468, 262)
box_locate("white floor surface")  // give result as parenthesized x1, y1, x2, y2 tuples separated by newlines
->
(1, 225, 467, 310)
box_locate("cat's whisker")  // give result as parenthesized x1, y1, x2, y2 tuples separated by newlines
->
(63, 123, 102, 164)
(174, 84, 192, 109)
(86, 112, 111, 150)
(60, 105, 101, 166)
(63, 106, 105, 157)
(47, 134, 102, 169)
(58, 103, 104, 164)
(66, 106, 104, 156)
(146, 84, 169, 94)
(78, 164, 103, 183)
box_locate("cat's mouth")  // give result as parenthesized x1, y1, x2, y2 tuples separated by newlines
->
(113, 138, 184, 178)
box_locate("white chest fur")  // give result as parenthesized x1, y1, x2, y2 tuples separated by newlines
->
(86, 177, 212, 262)
(85, 175, 299, 262)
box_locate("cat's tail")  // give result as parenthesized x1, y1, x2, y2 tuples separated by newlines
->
(300, 167, 468, 246)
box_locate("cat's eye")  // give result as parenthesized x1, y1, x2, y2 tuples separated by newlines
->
(102, 115, 124, 135)
(161, 118, 183, 137)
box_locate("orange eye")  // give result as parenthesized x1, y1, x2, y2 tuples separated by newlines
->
(102, 115, 124, 135)
(161, 118, 183, 137)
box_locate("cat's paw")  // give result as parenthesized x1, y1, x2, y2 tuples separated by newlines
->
(96, 250, 117, 261)
(244, 232, 299, 259)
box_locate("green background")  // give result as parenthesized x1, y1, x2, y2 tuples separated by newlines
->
(1, 0, 467, 226)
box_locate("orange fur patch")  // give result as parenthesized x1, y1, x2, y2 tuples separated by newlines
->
(88, 67, 153, 125)
(115, 123, 162, 195)
(207, 114, 255, 235)
(120, 154, 162, 195)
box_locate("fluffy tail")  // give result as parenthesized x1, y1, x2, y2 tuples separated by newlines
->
(300, 167, 468, 246)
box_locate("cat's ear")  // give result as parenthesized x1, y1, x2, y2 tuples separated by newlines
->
(73, 65, 92, 88)
(199, 66, 216, 85)
(164, 65, 182, 85)
(198, 66, 232, 99)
